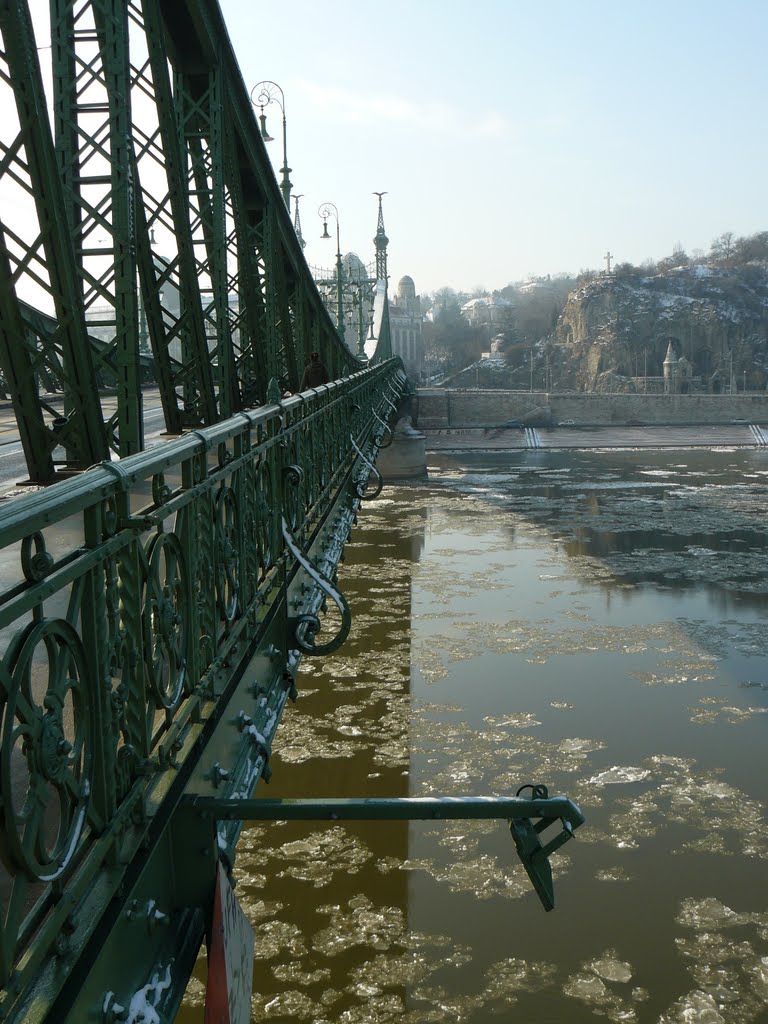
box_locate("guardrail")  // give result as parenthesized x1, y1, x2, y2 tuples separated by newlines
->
(0, 360, 406, 1023)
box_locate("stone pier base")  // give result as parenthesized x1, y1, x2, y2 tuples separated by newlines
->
(375, 418, 427, 480)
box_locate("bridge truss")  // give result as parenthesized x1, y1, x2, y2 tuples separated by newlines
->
(0, 0, 369, 485)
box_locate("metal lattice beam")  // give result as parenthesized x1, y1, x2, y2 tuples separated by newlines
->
(51, 0, 144, 456)
(0, 0, 109, 481)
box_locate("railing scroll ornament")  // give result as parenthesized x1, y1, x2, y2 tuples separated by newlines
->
(372, 410, 393, 448)
(281, 515, 352, 656)
(349, 435, 384, 499)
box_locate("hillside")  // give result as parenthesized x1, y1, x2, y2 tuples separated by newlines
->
(554, 260, 768, 392)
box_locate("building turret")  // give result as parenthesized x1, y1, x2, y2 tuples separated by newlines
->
(663, 341, 677, 393)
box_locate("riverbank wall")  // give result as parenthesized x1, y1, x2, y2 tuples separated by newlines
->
(413, 390, 768, 429)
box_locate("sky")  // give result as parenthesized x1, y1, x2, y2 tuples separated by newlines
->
(219, 0, 768, 296)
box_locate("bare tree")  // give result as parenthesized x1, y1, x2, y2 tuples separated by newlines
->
(710, 231, 735, 263)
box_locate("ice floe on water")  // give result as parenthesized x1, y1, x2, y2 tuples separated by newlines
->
(181, 455, 768, 1024)
(595, 865, 634, 883)
(589, 953, 633, 983)
(676, 898, 768, 932)
(660, 898, 768, 1022)
(586, 766, 652, 785)
(313, 897, 405, 957)
(482, 712, 541, 729)
(563, 947, 641, 1021)
(559, 736, 607, 756)
(658, 991, 726, 1024)
(483, 957, 557, 1001)
(689, 696, 768, 726)
(272, 828, 373, 887)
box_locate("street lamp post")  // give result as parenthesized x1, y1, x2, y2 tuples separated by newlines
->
(319, 202, 344, 335)
(350, 283, 367, 357)
(251, 80, 292, 210)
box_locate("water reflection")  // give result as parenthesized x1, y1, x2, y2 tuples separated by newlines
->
(179, 502, 426, 1021)
(431, 448, 768, 612)
(180, 450, 768, 1023)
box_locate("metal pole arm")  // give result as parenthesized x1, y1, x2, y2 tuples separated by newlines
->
(183, 792, 585, 912)
(183, 794, 584, 825)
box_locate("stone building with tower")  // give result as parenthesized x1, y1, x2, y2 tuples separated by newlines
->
(663, 341, 693, 394)
(389, 275, 424, 379)
(309, 193, 425, 378)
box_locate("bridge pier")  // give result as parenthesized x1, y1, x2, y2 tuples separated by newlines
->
(375, 416, 427, 479)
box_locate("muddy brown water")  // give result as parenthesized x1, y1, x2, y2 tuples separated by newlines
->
(179, 447, 768, 1023)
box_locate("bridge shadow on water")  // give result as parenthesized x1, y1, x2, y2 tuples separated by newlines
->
(178, 504, 427, 1020)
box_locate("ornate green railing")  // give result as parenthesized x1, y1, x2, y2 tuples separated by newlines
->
(0, 361, 406, 1022)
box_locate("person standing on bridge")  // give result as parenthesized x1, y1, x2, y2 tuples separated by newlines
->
(300, 351, 329, 390)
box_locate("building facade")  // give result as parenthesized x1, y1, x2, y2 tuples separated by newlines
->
(389, 274, 424, 379)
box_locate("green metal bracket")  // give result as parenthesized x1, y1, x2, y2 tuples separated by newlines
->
(281, 516, 352, 655)
(183, 790, 585, 912)
(349, 435, 384, 499)
(372, 410, 393, 449)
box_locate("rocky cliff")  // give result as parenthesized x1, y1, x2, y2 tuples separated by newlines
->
(555, 263, 768, 391)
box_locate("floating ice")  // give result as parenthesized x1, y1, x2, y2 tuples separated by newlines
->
(588, 952, 633, 983)
(482, 712, 542, 729)
(252, 920, 307, 961)
(596, 866, 634, 883)
(559, 737, 606, 755)
(313, 896, 406, 958)
(271, 963, 330, 987)
(586, 766, 651, 786)
(658, 990, 725, 1023)
(484, 957, 557, 1002)
(256, 990, 317, 1020)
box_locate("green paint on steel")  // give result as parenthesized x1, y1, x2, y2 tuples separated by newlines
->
(0, 0, 109, 482)
(185, 793, 585, 913)
(184, 793, 585, 825)
(0, 361, 407, 1023)
(0, 0, 580, 1019)
(0, 0, 378, 485)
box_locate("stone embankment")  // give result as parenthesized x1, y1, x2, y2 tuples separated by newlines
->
(413, 389, 768, 429)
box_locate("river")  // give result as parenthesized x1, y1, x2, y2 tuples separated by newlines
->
(179, 446, 768, 1023)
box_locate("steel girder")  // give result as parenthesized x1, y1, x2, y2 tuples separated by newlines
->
(51, 0, 144, 457)
(0, 0, 366, 484)
(0, 0, 109, 482)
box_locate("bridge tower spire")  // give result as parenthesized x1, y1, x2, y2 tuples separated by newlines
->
(373, 191, 388, 284)
(293, 193, 306, 248)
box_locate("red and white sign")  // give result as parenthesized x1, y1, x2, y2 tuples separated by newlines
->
(205, 862, 255, 1024)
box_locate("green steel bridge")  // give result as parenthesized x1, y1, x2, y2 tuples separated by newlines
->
(0, 2, 584, 1020)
